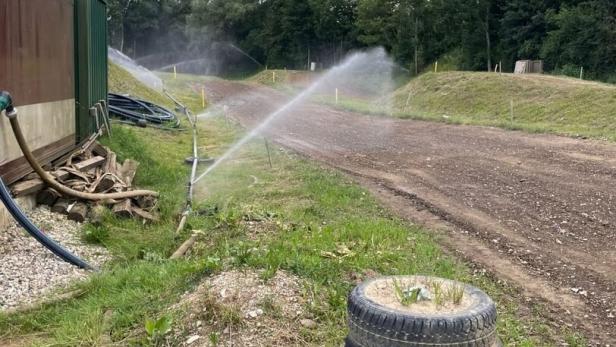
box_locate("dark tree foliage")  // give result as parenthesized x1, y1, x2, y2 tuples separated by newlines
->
(107, 0, 616, 81)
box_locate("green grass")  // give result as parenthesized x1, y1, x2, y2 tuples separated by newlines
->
(108, 62, 172, 109)
(184, 134, 555, 345)
(391, 71, 616, 140)
(0, 65, 563, 346)
(253, 69, 616, 142)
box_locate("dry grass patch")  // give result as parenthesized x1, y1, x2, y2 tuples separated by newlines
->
(173, 269, 314, 346)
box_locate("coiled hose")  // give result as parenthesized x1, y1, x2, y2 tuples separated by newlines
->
(108, 93, 179, 128)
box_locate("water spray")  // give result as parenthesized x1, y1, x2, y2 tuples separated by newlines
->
(192, 48, 392, 184)
(108, 47, 163, 91)
(226, 43, 264, 68)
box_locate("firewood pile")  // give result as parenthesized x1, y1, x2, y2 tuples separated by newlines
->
(10, 141, 159, 223)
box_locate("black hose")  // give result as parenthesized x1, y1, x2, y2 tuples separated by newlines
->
(1, 90, 93, 270)
(108, 93, 180, 128)
(0, 177, 94, 270)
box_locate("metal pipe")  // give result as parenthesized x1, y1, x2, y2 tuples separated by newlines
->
(163, 90, 199, 235)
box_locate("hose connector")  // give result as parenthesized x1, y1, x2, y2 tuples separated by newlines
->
(0, 91, 17, 118)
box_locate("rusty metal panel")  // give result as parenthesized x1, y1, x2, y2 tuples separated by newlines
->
(0, 0, 75, 105)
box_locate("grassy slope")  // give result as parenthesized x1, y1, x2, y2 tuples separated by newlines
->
(0, 66, 577, 346)
(392, 72, 616, 140)
(252, 69, 616, 141)
(108, 62, 172, 108)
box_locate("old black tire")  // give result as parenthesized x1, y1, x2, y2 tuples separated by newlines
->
(347, 276, 498, 347)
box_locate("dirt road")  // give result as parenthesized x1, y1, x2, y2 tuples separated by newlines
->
(204, 79, 616, 344)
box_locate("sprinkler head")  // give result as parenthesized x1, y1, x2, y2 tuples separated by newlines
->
(0, 91, 13, 112)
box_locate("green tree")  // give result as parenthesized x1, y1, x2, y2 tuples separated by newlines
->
(541, 1, 616, 79)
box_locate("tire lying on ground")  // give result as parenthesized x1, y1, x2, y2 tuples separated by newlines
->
(346, 276, 498, 347)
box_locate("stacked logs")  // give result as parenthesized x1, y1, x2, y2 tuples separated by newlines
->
(10, 141, 158, 223)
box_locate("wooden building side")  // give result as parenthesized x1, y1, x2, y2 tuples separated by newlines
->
(0, 0, 107, 185)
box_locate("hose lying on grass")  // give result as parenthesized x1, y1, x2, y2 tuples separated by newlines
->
(108, 93, 180, 128)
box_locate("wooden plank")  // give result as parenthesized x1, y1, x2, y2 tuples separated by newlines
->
(51, 170, 71, 181)
(23, 172, 40, 181)
(74, 156, 106, 172)
(103, 150, 117, 175)
(0, 0, 75, 105)
(11, 178, 45, 197)
(0, 135, 75, 185)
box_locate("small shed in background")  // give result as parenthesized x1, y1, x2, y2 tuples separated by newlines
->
(514, 60, 544, 74)
(0, 0, 108, 185)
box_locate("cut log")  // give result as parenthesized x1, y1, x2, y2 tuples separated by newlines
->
(132, 206, 159, 223)
(112, 199, 133, 218)
(91, 143, 109, 158)
(90, 173, 116, 193)
(74, 156, 106, 172)
(103, 150, 117, 174)
(51, 199, 71, 214)
(135, 195, 156, 210)
(118, 159, 139, 186)
(11, 178, 45, 197)
(68, 202, 89, 223)
(37, 188, 61, 206)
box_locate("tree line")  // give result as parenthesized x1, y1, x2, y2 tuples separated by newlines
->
(108, 0, 616, 81)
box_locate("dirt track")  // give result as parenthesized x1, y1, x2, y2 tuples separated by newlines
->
(204, 79, 616, 344)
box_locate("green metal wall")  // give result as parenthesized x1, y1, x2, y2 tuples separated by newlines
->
(75, 0, 108, 142)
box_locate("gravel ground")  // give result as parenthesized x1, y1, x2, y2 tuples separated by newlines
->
(0, 206, 109, 311)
